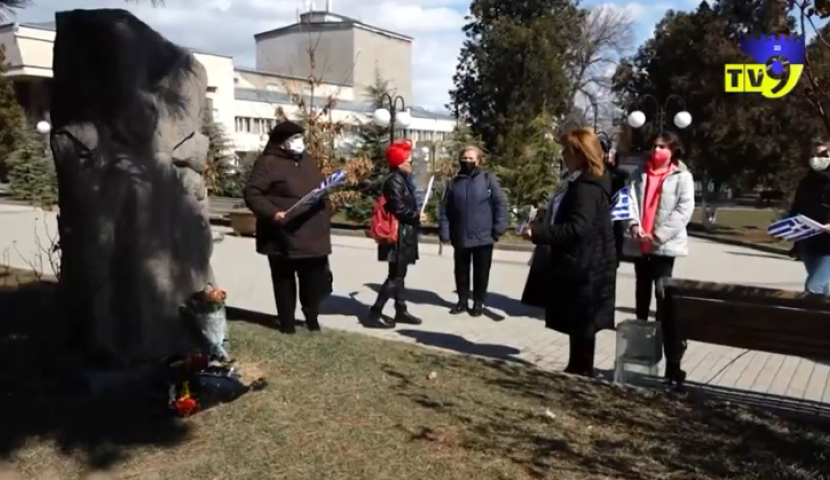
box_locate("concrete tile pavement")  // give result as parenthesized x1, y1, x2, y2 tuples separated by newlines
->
(1, 204, 828, 411)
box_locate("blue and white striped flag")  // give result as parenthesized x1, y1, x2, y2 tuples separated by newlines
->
(767, 214, 825, 242)
(611, 186, 636, 222)
(288, 169, 348, 213)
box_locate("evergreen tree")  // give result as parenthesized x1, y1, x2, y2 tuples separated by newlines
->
(200, 111, 238, 197)
(450, 0, 580, 208)
(0, 46, 26, 182)
(492, 112, 561, 209)
(6, 124, 58, 207)
(342, 72, 395, 222)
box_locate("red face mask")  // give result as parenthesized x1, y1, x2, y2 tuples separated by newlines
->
(648, 148, 672, 168)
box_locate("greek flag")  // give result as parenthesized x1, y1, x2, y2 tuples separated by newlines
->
(289, 170, 348, 212)
(767, 214, 825, 242)
(611, 187, 636, 222)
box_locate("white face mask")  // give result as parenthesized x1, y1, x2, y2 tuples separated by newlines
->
(810, 156, 830, 172)
(285, 137, 305, 155)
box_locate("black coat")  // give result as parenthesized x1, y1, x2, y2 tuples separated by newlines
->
(524, 171, 617, 335)
(243, 146, 332, 258)
(377, 169, 420, 265)
(791, 170, 830, 257)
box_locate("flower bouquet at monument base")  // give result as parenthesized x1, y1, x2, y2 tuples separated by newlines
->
(179, 284, 230, 362)
(167, 351, 267, 418)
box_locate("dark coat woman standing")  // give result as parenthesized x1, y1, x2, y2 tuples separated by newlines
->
(521, 127, 617, 377)
(439, 145, 508, 316)
(243, 120, 332, 334)
(368, 140, 427, 328)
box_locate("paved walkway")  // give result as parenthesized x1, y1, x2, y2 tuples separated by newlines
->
(2, 204, 828, 414)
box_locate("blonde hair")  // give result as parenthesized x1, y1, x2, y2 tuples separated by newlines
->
(458, 145, 485, 162)
(559, 127, 605, 177)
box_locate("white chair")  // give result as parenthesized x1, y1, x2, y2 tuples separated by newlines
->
(614, 319, 663, 384)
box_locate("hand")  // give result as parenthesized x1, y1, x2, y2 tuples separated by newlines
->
(823, 223, 830, 234)
(521, 228, 533, 240)
(419, 212, 428, 224)
(273, 211, 286, 223)
(630, 225, 642, 240)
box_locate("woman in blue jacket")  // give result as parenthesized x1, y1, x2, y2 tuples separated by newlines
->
(439, 146, 508, 316)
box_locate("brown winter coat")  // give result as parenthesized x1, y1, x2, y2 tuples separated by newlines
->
(243, 145, 332, 258)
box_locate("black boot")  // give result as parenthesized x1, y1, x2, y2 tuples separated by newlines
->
(395, 304, 422, 325)
(470, 301, 484, 317)
(450, 300, 468, 315)
(279, 318, 296, 334)
(393, 278, 421, 324)
(303, 309, 321, 332)
(368, 280, 395, 328)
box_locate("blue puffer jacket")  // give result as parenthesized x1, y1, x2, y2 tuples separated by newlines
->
(439, 168, 508, 248)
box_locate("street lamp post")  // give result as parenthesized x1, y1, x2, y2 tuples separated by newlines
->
(372, 93, 412, 141)
(626, 94, 692, 131)
(36, 120, 51, 154)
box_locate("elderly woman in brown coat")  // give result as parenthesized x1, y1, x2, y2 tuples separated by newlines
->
(520, 127, 617, 377)
(244, 120, 333, 334)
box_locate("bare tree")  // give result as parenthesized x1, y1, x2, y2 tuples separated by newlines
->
(566, 5, 636, 125)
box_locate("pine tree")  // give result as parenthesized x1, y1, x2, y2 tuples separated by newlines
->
(200, 111, 238, 197)
(342, 72, 394, 222)
(0, 46, 26, 182)
(6, 124, 58, 207)
(491, 111, 561, 209)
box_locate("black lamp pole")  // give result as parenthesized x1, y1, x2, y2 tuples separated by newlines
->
(378, 93, 406, 141)
(632, 93, 686, 130)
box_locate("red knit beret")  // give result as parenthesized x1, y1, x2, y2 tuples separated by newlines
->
(386, 140, 412, 168)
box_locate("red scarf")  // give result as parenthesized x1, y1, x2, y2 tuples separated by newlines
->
(640, 152, 674, 253)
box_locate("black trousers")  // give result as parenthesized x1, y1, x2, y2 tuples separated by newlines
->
(453, 245, 494, 302)
(634, 254, 676, 321)
(268, 255, 329, 322)
(373, 262, 409, 311)
(566, 323, 596, 375)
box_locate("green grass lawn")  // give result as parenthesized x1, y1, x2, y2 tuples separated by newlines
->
(688, 208, 786, 248)
(3, 266, 829, 479)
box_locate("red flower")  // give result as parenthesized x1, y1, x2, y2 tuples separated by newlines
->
(174, 396, 198, 417)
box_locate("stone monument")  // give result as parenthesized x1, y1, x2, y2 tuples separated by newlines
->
(49, 9, 213, 368)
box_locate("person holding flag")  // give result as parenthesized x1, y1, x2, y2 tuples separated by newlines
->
(243, 120, 333, 334)
(519, 127, 617, 378)
(787, 139, 830, 294)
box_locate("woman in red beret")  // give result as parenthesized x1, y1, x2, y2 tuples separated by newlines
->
(367, 140, 428, 328)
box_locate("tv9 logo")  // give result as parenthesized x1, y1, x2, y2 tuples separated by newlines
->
(724, 34, 805, 99)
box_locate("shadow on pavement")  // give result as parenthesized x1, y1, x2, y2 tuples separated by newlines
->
(364, 283, 454, 309)
(726, 250, 789, 261)
(395, 329, 532, 366)
(364, 283, 542, 320)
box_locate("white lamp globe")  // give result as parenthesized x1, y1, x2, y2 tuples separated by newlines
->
(36, 120, 51, 134)
(396, 110, 412, 128)
(627, 111, 646, 128)
(674, 111, 692, 129)
(372, 108, 391, 127)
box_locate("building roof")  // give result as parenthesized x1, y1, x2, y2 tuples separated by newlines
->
(234, 88, 454, 121)
(234, 66, 351, 88)
(6, 21, 234, 59)
(254, 11, 411, 42)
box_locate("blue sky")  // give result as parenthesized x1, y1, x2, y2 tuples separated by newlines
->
(9, 0, 782, 109)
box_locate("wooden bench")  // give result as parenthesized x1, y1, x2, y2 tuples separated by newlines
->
(661, 278, 830, 387)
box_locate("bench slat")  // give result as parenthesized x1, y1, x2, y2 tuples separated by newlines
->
(665, 278, 830, 312)
(674, 297, 830, 360)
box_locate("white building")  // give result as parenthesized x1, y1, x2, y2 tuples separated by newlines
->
(0, 11, 456, 154)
